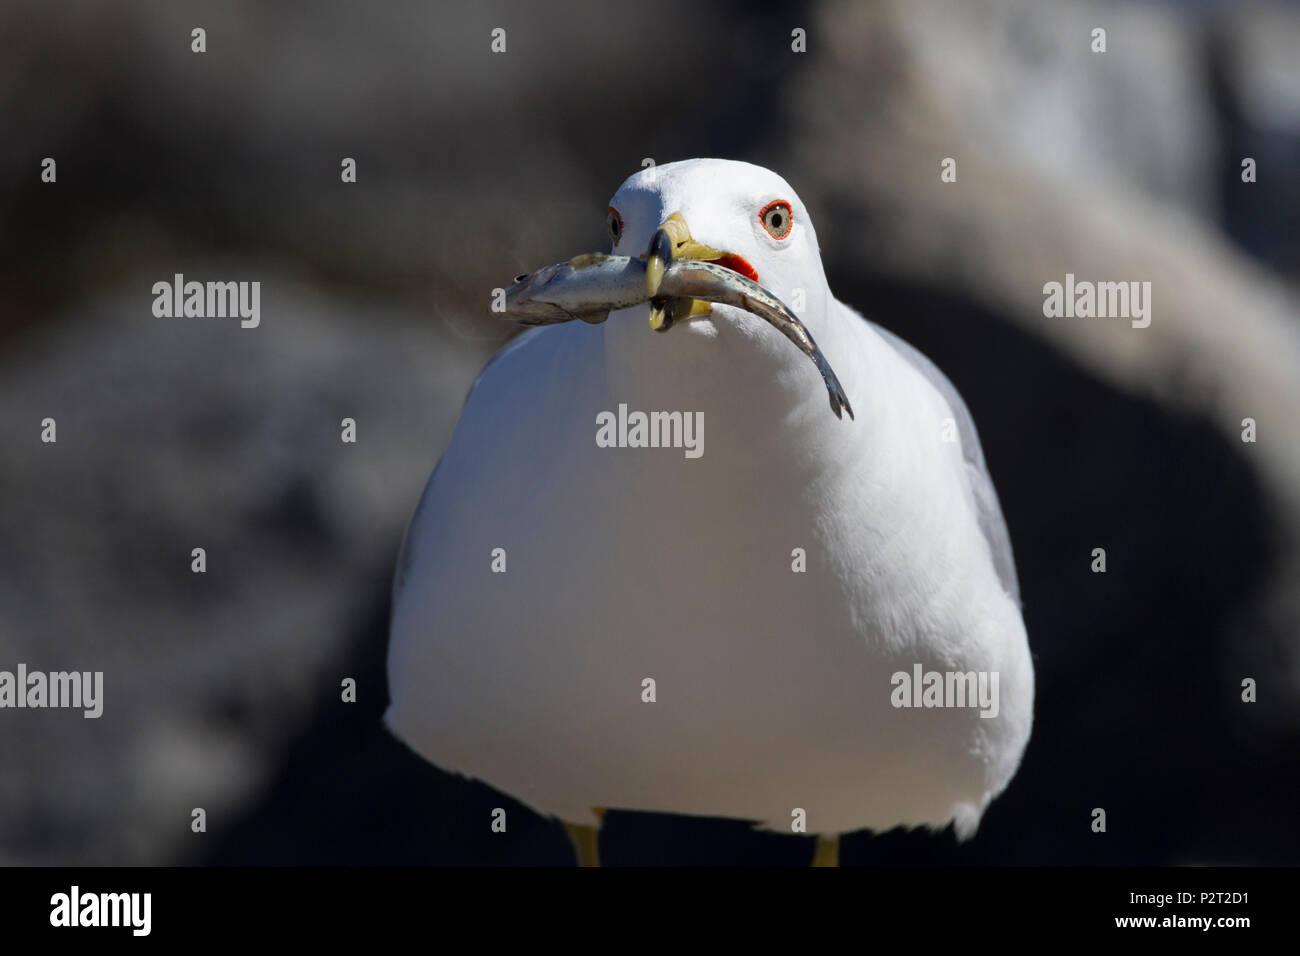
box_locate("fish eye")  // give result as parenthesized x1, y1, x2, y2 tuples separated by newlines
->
(760, 200, 793, 240)
(607, 206, 624, 247)
(513, 273, 530, 283)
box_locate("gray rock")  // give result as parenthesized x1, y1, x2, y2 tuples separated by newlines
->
(0, 276, 486, 864)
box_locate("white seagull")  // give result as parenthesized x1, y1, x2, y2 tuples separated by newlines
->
(386, 159, 1034, 865)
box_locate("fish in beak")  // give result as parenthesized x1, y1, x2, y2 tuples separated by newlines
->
(500, 243, 853, 420)
(644, 212, 759, 333)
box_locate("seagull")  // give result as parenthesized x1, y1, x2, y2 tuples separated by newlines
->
(386, 158, 1034, 865)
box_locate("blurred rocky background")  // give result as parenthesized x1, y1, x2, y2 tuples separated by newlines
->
(1, 0, 1297, 865)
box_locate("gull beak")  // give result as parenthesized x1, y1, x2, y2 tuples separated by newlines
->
(645, 213, 724, 296)
(645, 212, 725, 332)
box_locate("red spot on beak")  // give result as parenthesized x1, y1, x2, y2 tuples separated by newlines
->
(706, 254, 759, 283)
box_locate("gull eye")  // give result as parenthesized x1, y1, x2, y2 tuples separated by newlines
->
(607, 206, 624, 247)
(760, 200, 793, 240)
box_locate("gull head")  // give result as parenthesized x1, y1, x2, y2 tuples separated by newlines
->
(607, 159, 831, 335)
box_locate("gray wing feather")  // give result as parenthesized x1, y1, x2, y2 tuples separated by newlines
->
(867, 321, 1021, 605)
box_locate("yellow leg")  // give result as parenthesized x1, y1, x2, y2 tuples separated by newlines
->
(811, 834, 839, 867)
(562, 809, 607, 867)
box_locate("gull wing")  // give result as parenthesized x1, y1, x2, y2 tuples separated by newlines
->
(866, 320, 1022, 605)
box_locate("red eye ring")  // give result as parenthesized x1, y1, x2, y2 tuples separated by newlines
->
(607, 206, 624, 246)
(759, 200, 793, 240)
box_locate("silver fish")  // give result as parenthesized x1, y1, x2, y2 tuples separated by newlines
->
(501, 253, 853, 420)
(656, 259, 853, 420)
(502, 253, 646, 326)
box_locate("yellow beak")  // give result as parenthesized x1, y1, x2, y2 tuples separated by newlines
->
(644, 212, 724, 331)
